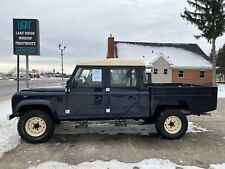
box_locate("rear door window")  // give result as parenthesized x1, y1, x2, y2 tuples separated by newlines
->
(110, 68, 137, 87)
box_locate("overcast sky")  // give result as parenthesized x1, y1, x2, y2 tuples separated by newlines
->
(0, 0, 224, 73)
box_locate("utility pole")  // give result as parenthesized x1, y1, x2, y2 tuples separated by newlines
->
(59, 44, 66, 85)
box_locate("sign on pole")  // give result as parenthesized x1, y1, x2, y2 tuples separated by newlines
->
(13, 19, 40, 55)
(13, 18, 40, 90)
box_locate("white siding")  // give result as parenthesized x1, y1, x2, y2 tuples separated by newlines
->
(151, 57, 172, 83)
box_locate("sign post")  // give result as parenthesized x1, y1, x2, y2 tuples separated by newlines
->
(13, 18, 40, 90)
(17, 55, 19, 92)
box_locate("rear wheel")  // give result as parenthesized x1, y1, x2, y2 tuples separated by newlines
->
(155, 110, 188, 139)
(18, 110, 55, 143)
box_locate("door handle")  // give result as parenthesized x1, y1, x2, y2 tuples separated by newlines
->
(95, 96, 102, 101)
(95, 95, 102, 105)
(128, 96, 136, 100)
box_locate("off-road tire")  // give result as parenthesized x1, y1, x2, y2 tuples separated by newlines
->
(155, 110, 188, 139)
(17, 110, 55, 143)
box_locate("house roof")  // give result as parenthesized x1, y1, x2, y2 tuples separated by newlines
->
(114, 41, 212, 69)
(148, 54, 174, 66)
(78, 58, 145, 66)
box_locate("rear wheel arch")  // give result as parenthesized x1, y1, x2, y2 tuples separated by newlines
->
(153, 103, 191, 117)
(146, 104, 190, 124)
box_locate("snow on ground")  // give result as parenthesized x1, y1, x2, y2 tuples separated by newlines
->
(0, 99, 20, 158)
(29, 159, 225, 169)
(218, 84, 225, 98)
(209, 163, 225, 169)
(29, 158, 202, 169)
(187, 122, 209, 133)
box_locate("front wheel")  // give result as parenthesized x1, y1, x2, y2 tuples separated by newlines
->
(17, 110, 55, 143)
(155, 110, 188, 139)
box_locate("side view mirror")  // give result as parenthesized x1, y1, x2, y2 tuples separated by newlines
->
(65, 87, 70, 93)
(147, 73, 152, 84)
(66, 80, 69, 88)
(65, 80, 70, 93)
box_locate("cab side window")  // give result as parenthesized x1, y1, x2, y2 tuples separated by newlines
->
(73, 68, 102, 87)
(110, 68, 137, 87)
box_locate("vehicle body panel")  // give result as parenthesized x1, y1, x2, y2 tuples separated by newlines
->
(150, 84, 217, 116)
(10, 65, 217, 121)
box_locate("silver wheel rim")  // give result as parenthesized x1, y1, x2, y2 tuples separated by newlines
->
(25, 117, 46, 137)
(164, 115, 182, 134)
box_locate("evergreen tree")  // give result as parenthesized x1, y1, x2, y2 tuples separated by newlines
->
(181, 0, 225, 86)
(217, 44, 225, 74)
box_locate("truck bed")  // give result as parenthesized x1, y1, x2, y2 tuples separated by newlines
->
(149, 83, 217, 115)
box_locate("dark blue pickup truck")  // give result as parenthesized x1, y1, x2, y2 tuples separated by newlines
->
(9, 59, 217, 143)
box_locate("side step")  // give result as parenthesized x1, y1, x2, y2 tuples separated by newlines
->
(115, 119, 127, 127)
(75, 121, 88, 128)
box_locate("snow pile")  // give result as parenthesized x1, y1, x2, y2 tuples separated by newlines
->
(218, 84, 225, 98)
(29, 159, 202, 169)
(209, 163, 225, 169)
(0, 99, 20, 158)
(187, 122, 209, 133)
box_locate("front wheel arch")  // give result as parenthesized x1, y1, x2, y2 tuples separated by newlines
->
(18, 104, 56, 120)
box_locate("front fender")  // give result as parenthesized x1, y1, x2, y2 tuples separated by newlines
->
(14, 99, 57, 118)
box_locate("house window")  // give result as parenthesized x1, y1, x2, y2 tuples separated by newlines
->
(164, 69, 168, 75)
(200, 70, 205, 79)
(154, 69, 158, 74)
(178, 70, 184, 78)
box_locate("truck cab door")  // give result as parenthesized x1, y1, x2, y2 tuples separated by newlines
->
(67, 66, 106, 119)
(106, 67, 144, 118)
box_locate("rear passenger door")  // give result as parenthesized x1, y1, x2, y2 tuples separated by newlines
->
(106, 67, 140, 118)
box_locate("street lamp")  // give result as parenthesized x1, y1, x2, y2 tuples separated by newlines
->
(59, 44, 66, 85)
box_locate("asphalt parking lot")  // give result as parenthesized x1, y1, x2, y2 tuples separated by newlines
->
(0, 99, 224, 169)
(0, 79, 62, 98)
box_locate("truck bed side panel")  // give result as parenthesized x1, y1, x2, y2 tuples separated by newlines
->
(150, 86, 217, 115)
